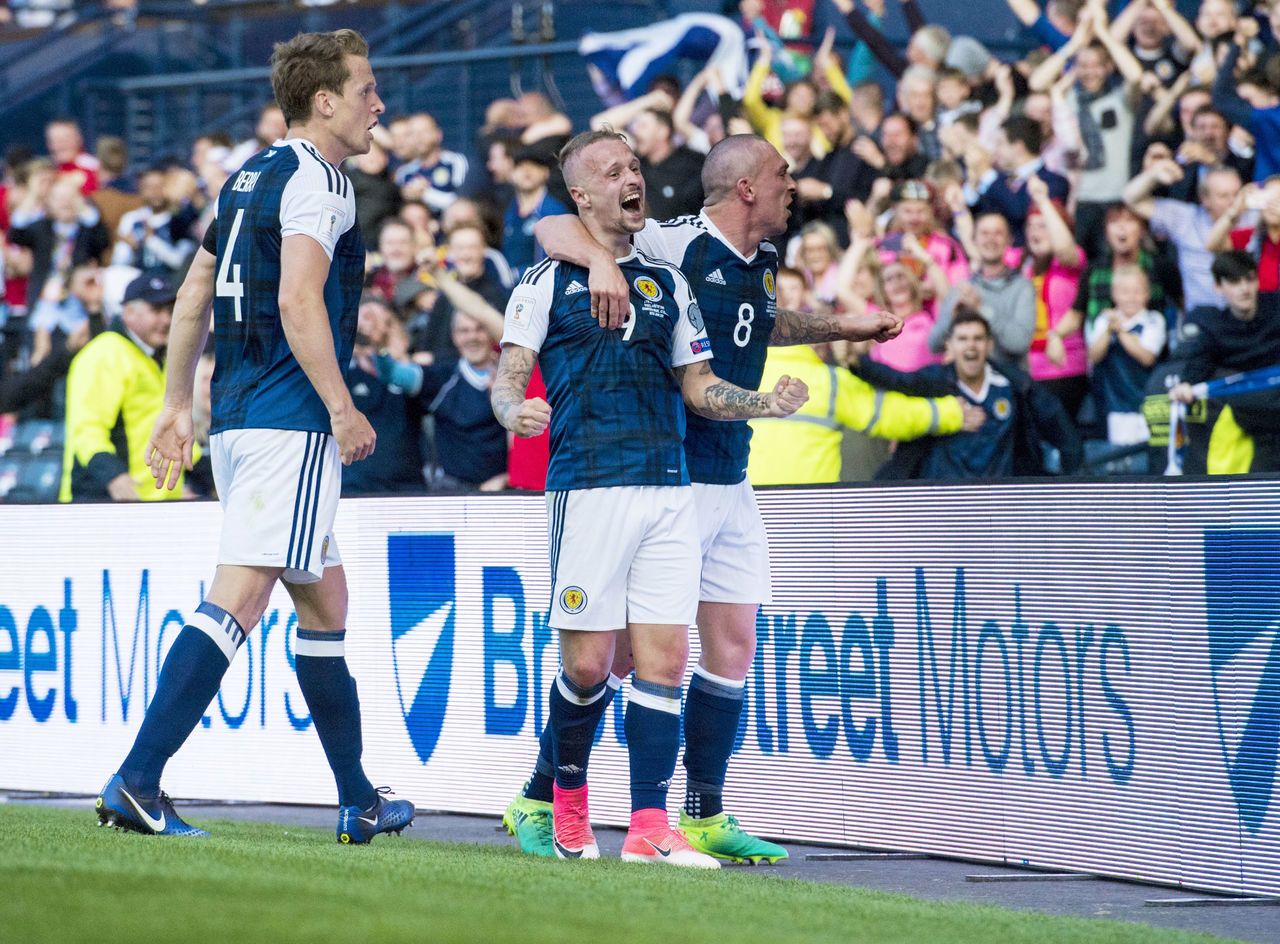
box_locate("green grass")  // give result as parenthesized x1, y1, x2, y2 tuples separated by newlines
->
(0, 804, 1239, 944)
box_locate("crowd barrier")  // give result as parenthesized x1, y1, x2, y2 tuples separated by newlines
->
(2, 479, 1279, 895)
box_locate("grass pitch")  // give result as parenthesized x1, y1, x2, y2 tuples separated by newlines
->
(0, 804, 1239, 944)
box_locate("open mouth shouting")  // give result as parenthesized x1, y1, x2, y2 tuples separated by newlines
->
(621, 190, 643, 216)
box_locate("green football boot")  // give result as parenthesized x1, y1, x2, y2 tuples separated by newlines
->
(677, 811, 788, 865)
(502, 786, 556, 857)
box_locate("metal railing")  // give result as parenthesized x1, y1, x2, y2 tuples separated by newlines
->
(88, 40, 589, 162)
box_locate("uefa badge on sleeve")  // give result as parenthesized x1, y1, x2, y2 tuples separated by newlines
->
(560, 586, 587, 614)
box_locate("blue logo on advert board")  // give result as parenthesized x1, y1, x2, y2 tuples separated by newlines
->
(1205, 530, 1280, 833)
(389, 534, 456, 765)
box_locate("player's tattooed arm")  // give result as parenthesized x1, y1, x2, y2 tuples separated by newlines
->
(492, 344, 552, 437)
(769, 307, 904, 346)
(676, 361, 809, 420)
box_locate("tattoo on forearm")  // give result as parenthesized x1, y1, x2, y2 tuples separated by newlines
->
(769, 307, 843, 345)
(679, 361, 773, 419)
(491, 345, 536, 430)
(700, 382, 771, 419)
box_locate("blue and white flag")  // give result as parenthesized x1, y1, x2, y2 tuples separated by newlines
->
(580, 12, 748, 102)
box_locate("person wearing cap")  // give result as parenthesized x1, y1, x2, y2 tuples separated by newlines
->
(59, 272, 181, 502)
(501, 143, 571, 278)
(874, 178, 970, 291)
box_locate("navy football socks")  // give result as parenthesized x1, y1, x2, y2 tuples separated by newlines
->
(294, 628, 377, 810)
(526, 673, 621, 802)
(625, 678, 683, 812)
(118, 601, 245, 797)
(682, 666, 745, 819)
(547, 670, 610, 790)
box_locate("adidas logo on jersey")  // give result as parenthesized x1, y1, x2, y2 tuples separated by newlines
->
(705, 268, 726, 285)
(565, 280, 588, 296)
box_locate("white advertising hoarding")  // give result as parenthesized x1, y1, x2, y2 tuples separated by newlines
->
(1, 480, 1277, 895)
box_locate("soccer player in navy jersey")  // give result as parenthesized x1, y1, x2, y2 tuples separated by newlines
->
(492, 129, 808, 867)
(95, 29, 414, 843)
(502, 134, 900, 864)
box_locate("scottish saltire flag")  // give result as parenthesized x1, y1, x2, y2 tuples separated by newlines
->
(580, 12, 748, 102)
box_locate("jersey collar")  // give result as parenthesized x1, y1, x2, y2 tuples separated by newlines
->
(960, 363, 1008, 404)
(459, 359, 494, 390)
(699, 209, 757, 264)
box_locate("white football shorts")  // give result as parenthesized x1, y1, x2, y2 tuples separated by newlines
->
(546, 485, 701, 631)
(210, 428, 342, 584)
(693, 479, 772, 605)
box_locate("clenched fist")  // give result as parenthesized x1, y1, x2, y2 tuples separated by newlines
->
(767, 375, 809, 417)
(511, 397, 552, 437)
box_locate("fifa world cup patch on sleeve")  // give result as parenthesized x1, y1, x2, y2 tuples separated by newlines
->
(318, 205, 342, 240)
(690, 337, 712, 354)
(510, 294, 536, 326)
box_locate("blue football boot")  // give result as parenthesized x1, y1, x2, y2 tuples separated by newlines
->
(337, 787, 416, 844)
(95, 774, 209, 837)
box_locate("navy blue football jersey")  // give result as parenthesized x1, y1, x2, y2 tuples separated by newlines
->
(207, 138, 364, 435)
(501, 250, 713, 491)
(921, 365, 1017, 479)
(1085, 309, 1167, 416)
(634, 212, 778, 484)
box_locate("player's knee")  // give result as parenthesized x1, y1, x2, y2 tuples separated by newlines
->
(639, 647, 688, 687)
(560, 650, 612, 689)
(697, 608, 758, 679)
(699, 637, 755, 680)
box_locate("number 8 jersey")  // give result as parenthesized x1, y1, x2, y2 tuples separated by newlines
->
(201, 138, 365, 435)
(633, 211, 779, 485)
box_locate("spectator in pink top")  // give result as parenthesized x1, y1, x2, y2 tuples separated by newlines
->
(838, 229, 943, 373)
(1014, 176, 1088, 419)
(874, 179, 970, 300)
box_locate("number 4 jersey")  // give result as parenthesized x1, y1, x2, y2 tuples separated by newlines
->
(500, 250, 712, 491)
(201, 137, 365, 435)
(633, 211, 778, 485)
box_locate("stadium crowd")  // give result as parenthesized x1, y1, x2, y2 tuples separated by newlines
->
(1, 0, 1279, 502)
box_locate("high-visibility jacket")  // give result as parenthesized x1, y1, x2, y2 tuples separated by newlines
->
(60, 328, 187, 502)
(748, 345, 963, 485)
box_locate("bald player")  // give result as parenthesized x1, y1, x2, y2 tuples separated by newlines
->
(501, 134, 900, 864)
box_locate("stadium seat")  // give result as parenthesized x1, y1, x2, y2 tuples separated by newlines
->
(9, 454, 62, 502)
(14, 418, 63, 455)
(0, 453, 25, 498)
